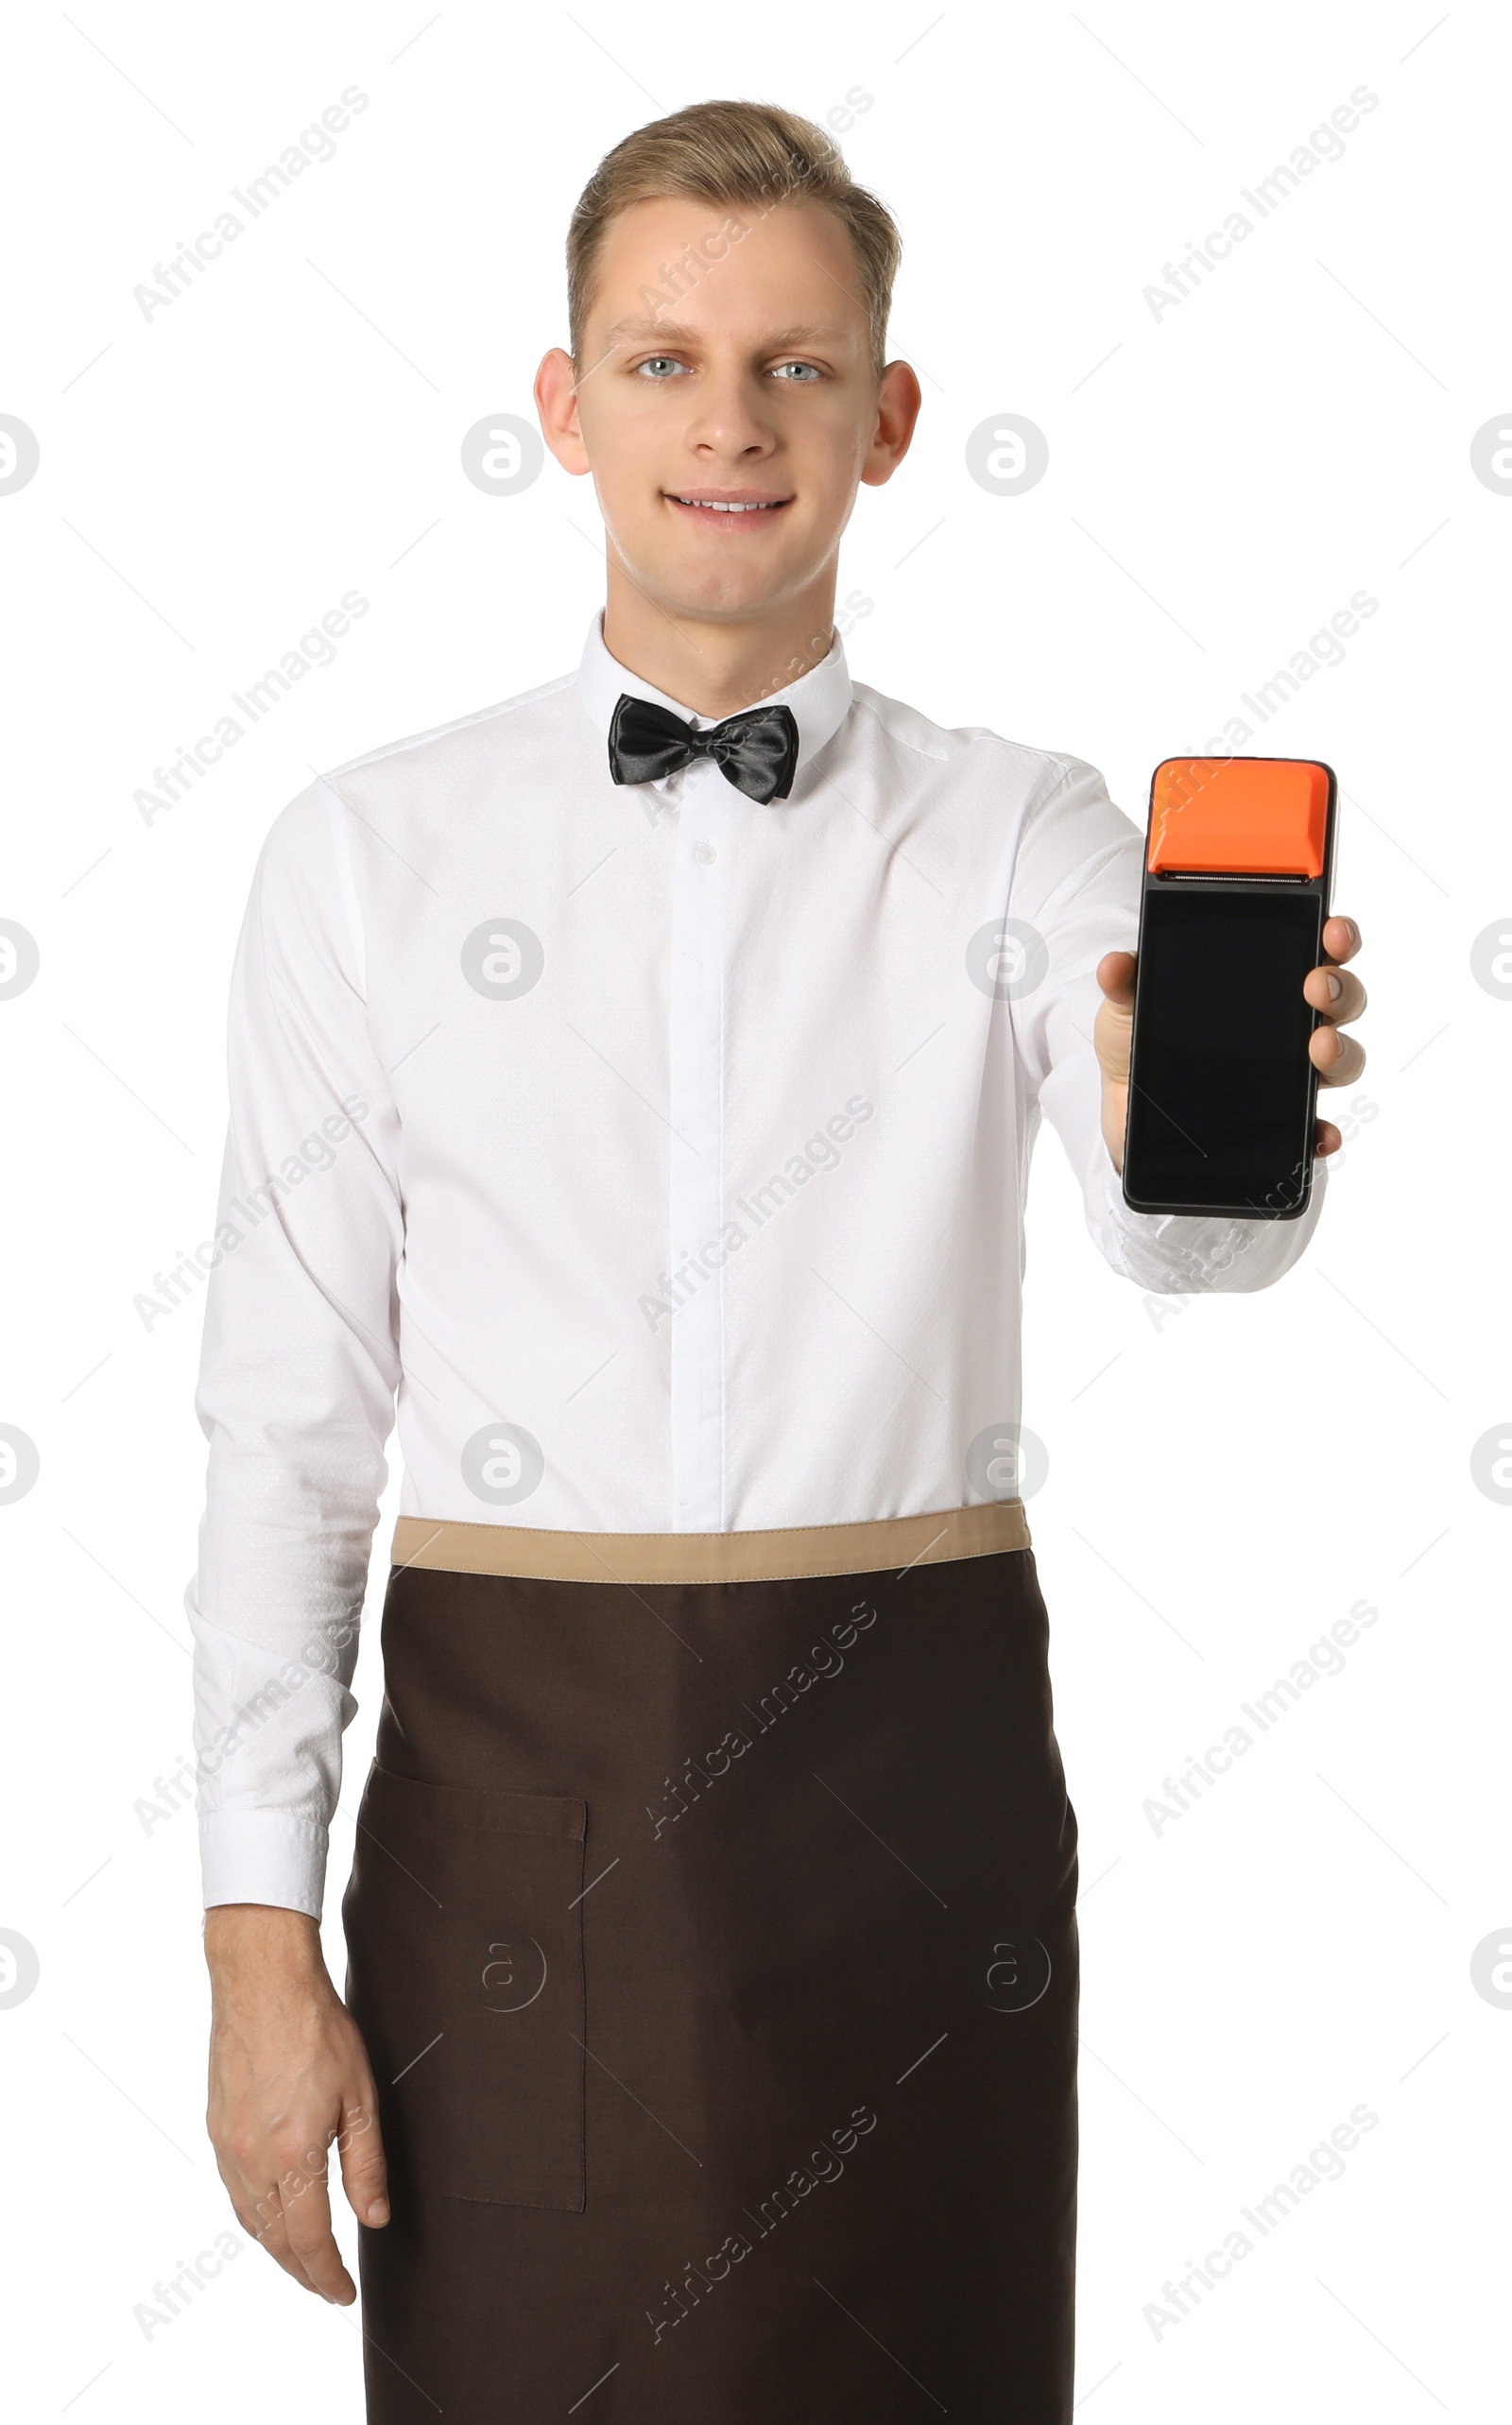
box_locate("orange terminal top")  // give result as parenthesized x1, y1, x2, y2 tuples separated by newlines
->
(1147, 757, 1330, 877)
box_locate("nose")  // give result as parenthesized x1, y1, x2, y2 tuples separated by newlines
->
(680, 355, 779, 461)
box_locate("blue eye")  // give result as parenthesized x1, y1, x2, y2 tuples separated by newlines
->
(636, 356, 685, 378)
(772, 362, 820, 380)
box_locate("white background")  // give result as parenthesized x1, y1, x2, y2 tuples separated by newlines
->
(1, 2, 1504, 2417)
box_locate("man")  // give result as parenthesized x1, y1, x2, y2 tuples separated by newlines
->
(192, 97, 1366, 2423)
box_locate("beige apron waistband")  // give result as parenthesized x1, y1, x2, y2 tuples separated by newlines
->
(389, 1499, 1031, 1587)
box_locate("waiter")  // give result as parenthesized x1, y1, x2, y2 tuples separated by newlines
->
(190, 97, 1367, 2424)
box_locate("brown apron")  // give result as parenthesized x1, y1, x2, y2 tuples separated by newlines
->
(341, 1505, 1078, 2421)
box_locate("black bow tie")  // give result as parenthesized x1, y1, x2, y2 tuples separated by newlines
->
(608, 693, 799, 805)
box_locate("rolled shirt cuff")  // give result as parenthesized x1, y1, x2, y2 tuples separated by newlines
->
(199, 1809, 330, 1920)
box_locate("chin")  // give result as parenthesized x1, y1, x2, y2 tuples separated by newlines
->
(629, 556, 793, 623)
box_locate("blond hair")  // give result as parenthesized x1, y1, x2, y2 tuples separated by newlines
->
(566, 98, 902, 384)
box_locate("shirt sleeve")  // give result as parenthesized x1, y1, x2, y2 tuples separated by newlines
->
(185, 778, 403, 1919)
(1007, 752, 1329, 1294)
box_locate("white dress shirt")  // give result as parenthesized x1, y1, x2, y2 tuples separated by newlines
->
(186, 608, 1328, 1916)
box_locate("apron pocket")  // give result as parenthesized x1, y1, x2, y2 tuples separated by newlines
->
(341, 1763, 587, 2211)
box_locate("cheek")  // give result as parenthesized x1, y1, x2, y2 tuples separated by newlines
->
(579, 435, 658, 521)
(577, 388, 666, 464)
(785, 428, 866, 511)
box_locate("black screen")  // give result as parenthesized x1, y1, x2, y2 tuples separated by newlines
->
(1124, 887, 1321, 1214)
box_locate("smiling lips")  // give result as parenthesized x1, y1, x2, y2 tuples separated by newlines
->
(665, 490, 791, 524)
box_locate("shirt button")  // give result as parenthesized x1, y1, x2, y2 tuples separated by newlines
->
(693, 841, 717, 866)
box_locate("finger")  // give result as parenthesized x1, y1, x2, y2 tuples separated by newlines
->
(336, 2088, 390, 2228)
(215, 2155, 323, 2296)
(1095, 948, 1137, 1006)
(1314, 1118, 1342, 1157)
(240, 2201, 324, 2295)
(279, 2159, 356, 2306)
(1310, 1024, 1366, 1085)
(1304, 963, 1367, 1023)
(1320, 913, 1362, 964)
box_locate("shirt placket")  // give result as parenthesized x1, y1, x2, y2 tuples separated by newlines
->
(667, 753, 728, 1528)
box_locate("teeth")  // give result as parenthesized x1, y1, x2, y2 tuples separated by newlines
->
(672, 497, 778, 511)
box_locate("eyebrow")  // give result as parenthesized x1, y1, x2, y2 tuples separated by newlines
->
(598, 317, 850, 348)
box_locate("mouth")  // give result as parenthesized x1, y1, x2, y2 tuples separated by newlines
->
(663, 490, 793, 526)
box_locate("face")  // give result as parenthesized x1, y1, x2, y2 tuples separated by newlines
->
(537, 194, 919, 630)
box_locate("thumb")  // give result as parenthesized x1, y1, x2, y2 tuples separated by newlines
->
(1093, 953, 1135, 1089)
(1096, 948, 1137, 1006)
(336, 2084, 390, 2228)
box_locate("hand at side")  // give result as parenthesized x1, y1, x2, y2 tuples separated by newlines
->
(204, 1903, 389, 2303)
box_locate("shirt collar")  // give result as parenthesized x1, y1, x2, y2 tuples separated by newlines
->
(574, 605, 854, 798)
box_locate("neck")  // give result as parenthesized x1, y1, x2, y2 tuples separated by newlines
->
(601, 559, 838, 718)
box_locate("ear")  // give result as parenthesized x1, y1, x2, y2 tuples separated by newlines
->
(859, 359, 923, 490)
(535, 348, 593, 477)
